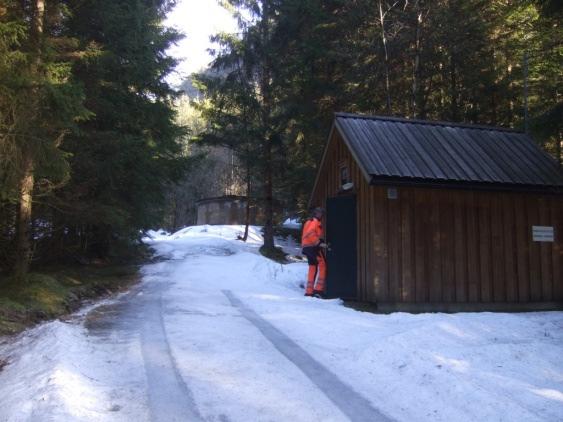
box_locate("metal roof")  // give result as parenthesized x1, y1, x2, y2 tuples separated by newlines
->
(335, 113, 563, 190)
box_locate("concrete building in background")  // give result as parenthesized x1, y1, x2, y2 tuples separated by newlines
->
(196, 196, 263, 226)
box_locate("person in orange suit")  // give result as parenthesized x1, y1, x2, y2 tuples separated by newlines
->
(301, 207, 327, 297)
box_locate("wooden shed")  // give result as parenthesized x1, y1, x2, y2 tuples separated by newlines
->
(310, 113, 563, 312)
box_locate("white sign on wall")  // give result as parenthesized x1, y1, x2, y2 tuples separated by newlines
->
(532, 226, 554, 242)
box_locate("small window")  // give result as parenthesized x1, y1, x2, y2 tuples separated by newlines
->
(340, 165, 350, 186)
(339, 162, 353, 190)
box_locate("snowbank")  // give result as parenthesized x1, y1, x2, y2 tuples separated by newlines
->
(0, 317, 147, 421)
(142, 229, 170, 241)
(282, 218, 302, 229)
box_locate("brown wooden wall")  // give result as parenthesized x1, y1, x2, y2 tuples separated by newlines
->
(311, 130, 563, 309)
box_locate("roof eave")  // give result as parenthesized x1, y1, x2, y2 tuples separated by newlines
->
(369, 175, 563, 194)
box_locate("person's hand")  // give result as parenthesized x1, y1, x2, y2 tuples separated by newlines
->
(319, 242, 328, 249)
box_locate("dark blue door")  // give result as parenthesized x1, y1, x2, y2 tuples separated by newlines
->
(326, 195, 357, 299)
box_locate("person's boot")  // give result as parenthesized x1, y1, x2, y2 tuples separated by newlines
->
(305, 277, 315, 297)
(313, 290, 325, 299)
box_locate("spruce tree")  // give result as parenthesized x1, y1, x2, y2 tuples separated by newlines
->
(200, 1, 288, 251)
(57, 0, 186, 258)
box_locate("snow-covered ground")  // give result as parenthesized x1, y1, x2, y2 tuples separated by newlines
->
(282, 217, 301, 229)
(1, 225, 562, 421)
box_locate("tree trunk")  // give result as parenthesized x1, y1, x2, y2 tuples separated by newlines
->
(419, 74, 432, 119)
(13, 153, 35, 279)
(262, 141, 275, 250)
(241, 159, 251, 242)
(490, 47, 497, 125)
(379, 1, 392, 114)
(449, 53, 458, 120)
(558, 130, 562, 167)
(0, 202, 16, 270)
(411, 7, 422, 118)
(507, 63, 514, 125)
(260, 1, 275, 251)
(171, 191, 178, 231)
(242, 202, 250, 242)
(13, 0, 45, 280)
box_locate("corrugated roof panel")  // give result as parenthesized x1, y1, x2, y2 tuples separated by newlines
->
(385, 123, 429, 178)
(455, 128, 512, 183)
(334, 113, 563, 189)
(335, 119, 382, 176)
(505, 131, 563, 183)
(492, 131, 539, 184)
(344, 119, 389, 177)
(362, 120, 405, 176)
(393, 123, 442, 179)
(492, 130, 548, 184)
(447, 127, 496, 183)
(480, 130, 523, 182)
(426, 126, 479, 181)
(374, 122, 420, 178)
(418, 125, 467, 180)
(355, 120, 398, 176)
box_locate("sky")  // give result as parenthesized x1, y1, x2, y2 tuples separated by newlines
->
(165, 0, 239, 86)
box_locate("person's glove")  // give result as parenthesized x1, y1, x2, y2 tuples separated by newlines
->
(319, 242, 328, 249)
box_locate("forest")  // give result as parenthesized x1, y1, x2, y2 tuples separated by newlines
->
(0, 0, 561, 280)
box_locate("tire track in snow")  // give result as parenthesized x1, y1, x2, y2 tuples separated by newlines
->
(222, 290, 395, 422)
(141, 286, 202, 422)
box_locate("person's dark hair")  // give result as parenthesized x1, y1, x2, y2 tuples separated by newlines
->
(311, 207, 324, 218)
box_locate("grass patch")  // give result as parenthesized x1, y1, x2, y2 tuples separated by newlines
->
(259, 245, 289, 264)
(0, 264, 140, 336)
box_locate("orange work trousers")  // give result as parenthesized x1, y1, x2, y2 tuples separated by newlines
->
(302, 246, 326, 295)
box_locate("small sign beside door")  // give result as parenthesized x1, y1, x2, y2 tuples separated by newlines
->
(532, 226, 554, 242)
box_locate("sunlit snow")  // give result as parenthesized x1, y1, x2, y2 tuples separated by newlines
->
(1, 225, 562, 421)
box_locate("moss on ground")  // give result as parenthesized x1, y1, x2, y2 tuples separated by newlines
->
(0, 265, 140, 336)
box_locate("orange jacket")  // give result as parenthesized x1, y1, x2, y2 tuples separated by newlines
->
(301, 217, 323, 247)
